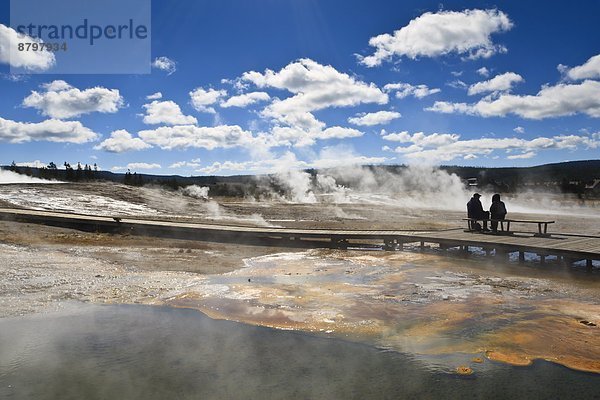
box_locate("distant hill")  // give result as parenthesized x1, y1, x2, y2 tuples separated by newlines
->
(440, 160, 600, 183)
(2, 159, 599, 197)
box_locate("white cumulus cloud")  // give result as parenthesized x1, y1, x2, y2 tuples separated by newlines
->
(359, 9, 512, 67)
(146, 92, 163, 100)
(317, 126, 364, 140)
(112, 163, 161, 171)
(385, 131, 599, 162)
(22, 80, 124, 119)
(348, 111, 401, 126)
(138, 124, 255, 150)
(265, 125, 364, 148)
(564, 54, 600, 80)
(142, 100, 197, 125)
(189, 87, 227, 114)
(243, 59, 387, 116)
(169, 159, 202, 169)
(447, 80, 468, 90)
(152, 57, 176, 75)
(467, 72, 523, 95)
(383, 82, 441, 99)
(381, 130, 460, 147)
(94, 130, 151, 153)
(427, 80, 600, 119)
(507, 151, 536, 159)
(0, 117, 98, 144)
(220, 92, 271, 108)
(0, 24, 55, 71)
(476, 67, 490, 77)
(241, 58, 387, 144)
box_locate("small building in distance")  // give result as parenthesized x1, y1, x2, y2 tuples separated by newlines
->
(585, 179, 600, 196)
(585, 179, 600, 190)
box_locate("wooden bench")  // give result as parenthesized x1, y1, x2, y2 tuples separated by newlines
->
(463, 218, 555, 237)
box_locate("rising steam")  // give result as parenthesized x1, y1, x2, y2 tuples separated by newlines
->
(181, 185, 210, 200)
(265, 164, 598, 216)
(180, 185, 273, 226)
(0, 170, 61, 185)
(269, 164, 469, 209)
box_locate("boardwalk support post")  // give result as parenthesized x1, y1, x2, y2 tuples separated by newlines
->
(496, 248, 509, 261)
(383, 238, 396, 251)
(519, 251, 525, 263)
(331, 237, 349, 250)
(587, 259, 593, 272)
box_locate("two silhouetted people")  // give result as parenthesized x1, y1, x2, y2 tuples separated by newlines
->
(467, 193, 508, 233)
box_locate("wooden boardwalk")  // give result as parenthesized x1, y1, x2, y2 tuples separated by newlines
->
(0, 208, 598, 268)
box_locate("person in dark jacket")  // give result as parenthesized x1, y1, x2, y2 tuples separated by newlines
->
(489, 193, 507, 232)
(467, 193, 489, 231)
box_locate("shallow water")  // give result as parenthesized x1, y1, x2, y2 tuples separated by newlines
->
(170, 250, 600, 373)
(0, 304, 598, 400)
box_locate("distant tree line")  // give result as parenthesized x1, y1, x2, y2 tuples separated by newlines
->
(61, 162, 98, 181)
(8, 161, 99, 182)
(123, 170, 144, 186)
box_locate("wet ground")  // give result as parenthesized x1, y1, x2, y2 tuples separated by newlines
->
(169, 249, 600, 374)
(0, 181, 599, 380)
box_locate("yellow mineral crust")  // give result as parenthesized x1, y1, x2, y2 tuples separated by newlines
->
(167, 250, 600, 374)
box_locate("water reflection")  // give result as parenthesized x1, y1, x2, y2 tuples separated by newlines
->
(0, 304, 599, 400)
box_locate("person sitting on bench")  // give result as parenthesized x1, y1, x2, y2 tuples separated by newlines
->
(489, 193, 507, 233)
(467, 193, 489, 231)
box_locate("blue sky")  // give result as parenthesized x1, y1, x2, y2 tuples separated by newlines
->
(0, 0, 599, 175)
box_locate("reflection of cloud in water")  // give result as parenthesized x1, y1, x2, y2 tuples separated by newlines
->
(4, 304, 599, 398)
